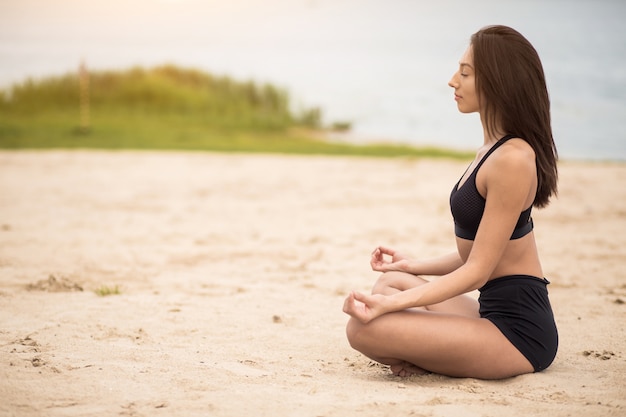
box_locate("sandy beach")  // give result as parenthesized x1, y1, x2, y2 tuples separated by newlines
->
(0, 150, 624, 417)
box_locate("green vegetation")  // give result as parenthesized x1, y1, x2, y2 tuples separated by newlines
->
(94, 285, 121, 297)
(0, 65, 471, 158)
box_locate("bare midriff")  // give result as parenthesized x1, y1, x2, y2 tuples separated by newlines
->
(456, 233, 544, 281)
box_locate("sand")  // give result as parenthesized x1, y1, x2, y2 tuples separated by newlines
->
(0, 150, 624, 417)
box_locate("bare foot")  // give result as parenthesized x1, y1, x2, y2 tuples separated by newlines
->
(389, 361, 428, 377)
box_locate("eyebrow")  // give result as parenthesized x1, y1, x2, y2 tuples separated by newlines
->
(459, 62, 474, 69)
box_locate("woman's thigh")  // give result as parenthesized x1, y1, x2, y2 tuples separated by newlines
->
(372, 271, 480, 318)
(346, 309, 533, 379)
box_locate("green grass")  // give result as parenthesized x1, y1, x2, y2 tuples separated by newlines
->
(94, 285, 121, 297)
(0, 65, 472, 159)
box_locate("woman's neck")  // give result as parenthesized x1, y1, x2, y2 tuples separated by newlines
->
(479, 113, 506, 146)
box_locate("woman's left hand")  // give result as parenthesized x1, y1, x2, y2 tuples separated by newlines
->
(342, 291, 391, 324)
(370, 246, 411, 273)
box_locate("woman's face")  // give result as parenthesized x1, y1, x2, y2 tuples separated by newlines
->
(448, 46, 480, 114)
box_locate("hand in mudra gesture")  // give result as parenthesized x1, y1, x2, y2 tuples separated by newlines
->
(370, 246, 411, 273)
(342, 291, 391, 324)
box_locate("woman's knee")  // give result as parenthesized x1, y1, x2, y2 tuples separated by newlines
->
(371, 271, 403, 294)
(345, 317, 371, 352)
(345, 317, 361, 348)
(372, 271, 427, 294)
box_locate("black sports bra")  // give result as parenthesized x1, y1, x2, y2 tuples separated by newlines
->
(449, 135, 534, 240)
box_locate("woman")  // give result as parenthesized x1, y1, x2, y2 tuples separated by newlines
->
(343, 25, 559, 380)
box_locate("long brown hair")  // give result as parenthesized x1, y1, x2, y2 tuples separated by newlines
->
(471, 25, 558, 207)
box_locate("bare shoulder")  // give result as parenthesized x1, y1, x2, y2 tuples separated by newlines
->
(487, 137, 536, 176)
(477, 138, 536, 202)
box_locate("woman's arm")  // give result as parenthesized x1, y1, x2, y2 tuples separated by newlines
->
(406, 252, 465, 276)
(345, 142, 536, 323)
(371, 248, 464, 276)
(389, 144, 536, 308)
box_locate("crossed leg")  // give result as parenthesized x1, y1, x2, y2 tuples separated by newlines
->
(346, 271, 534, 379)
(371, 271, 481, 316)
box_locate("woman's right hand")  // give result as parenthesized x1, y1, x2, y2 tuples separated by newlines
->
(370, 246, 412, 273)
(343, 291, 392, 324)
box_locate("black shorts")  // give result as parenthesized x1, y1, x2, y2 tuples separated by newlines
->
(478, 275, 558, 372)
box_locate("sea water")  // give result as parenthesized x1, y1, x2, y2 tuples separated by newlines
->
(0, 0, 624, 160)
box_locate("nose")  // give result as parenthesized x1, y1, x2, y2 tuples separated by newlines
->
(448, 72, 458, 89)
